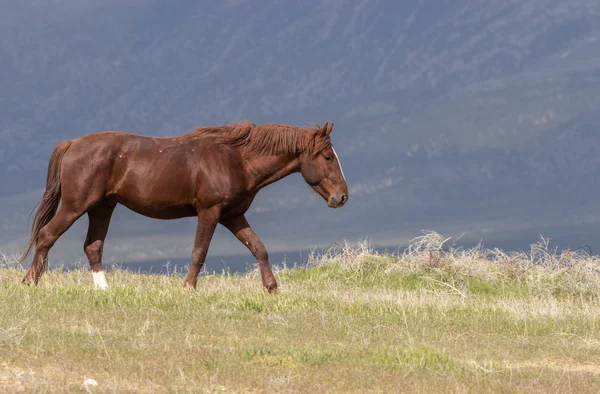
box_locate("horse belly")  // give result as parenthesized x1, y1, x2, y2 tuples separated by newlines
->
(110, 158, 197, 219)
(117, 198, 197, 219)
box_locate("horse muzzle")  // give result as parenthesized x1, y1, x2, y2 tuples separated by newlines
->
(327, 192, 348, 208)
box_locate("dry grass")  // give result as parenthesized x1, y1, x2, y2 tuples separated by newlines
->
(1, 231, 599, 393)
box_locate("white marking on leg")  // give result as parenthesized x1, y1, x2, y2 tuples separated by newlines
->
(332, 147, 346, 181)
(92, 271, 108, 290)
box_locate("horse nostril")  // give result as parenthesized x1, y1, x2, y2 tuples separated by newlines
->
(328, 193, 348, 207)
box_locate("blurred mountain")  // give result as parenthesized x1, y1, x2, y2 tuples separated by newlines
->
(1, 0, 600, 263)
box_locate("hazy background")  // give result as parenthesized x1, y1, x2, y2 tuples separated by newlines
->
(2, 0, 600, 271)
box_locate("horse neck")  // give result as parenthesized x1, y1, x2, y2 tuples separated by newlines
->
(243, 152, 300, 192)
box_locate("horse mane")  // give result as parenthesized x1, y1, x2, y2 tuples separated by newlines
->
(190, 121, 331, 156)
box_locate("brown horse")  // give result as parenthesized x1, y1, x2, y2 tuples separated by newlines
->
(19, 121, 348, 293)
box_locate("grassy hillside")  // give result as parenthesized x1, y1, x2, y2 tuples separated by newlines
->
(1, 232, 599, 393)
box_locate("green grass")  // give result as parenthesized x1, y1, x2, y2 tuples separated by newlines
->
(1, 232, 600, 393)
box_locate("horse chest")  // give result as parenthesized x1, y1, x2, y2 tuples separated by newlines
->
(220, 194, 255, 217)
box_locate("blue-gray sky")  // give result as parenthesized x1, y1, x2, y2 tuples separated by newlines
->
(2, 0, 600, 267)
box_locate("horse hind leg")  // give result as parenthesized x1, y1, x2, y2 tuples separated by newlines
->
(22, 206, 85, 285)
(84, 201, 116, 290)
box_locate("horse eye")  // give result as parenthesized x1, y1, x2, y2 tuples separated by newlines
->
(324, 156, 332, 161)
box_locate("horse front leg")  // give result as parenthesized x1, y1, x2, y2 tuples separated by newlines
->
(184, 206, 221, 290)
(221, 214, 278, 294)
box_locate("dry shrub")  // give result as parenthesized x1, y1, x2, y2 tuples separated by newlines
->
(307, 231, 600, 298)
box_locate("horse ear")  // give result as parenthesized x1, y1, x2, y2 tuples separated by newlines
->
(327, 122, 334, 135)
(320, 122, 329, 137)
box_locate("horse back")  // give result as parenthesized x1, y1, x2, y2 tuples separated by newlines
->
(60, 131, 248, 218)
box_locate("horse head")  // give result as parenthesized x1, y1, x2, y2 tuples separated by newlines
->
(300, 122, 348, 208)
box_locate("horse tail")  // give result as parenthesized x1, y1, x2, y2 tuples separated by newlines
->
(19, 140, 73, 265)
